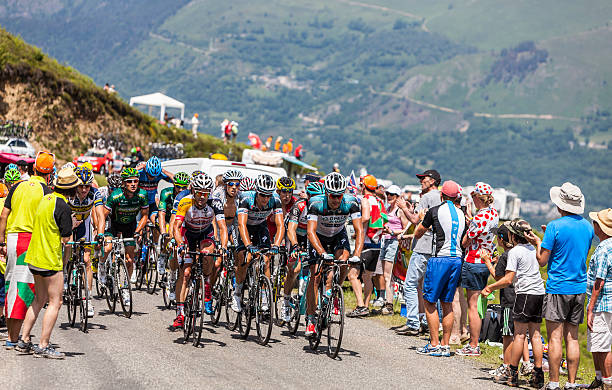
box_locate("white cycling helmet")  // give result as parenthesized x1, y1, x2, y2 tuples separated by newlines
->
(255, 174, 275, 195)
(324, 172, 347, 195)
(191, 173, 214, 191)
(61, 162, 76, 170)
(222, 169, 243, 183)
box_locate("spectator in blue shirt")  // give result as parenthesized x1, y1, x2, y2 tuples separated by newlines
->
(586, 208, 612, 390)
(526, 182, 594, 390)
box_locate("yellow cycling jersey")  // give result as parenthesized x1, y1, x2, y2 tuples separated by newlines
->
(175, 195, 215, 232)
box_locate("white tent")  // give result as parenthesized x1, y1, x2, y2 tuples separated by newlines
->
(129, 92, 185, 122)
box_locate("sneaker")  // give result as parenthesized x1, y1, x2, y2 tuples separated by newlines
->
(33, 345, 65, 359)
(529, 370, 545, 389)
(416, 343, 441, 355)
(130, 269, 137, 283)
(172, 314, 184, 328)
(540, 383, 561, 390)
(122, 290, 131, 305)
(494, 368, 518, 387)
(281, 299, 292, 322)
(381, 303, 394, 315)
(430, 345, 451, 357)
(372, 297, 385, 309)
(15, 339, 33, 353)
(395, 325, 420, 336)
(520, 360, 535, 376)
(87, 300, 95, 318)
(346, 306, 369, 318)
(489, 364, 508, 377)
(455, 345, 481, 356)
(204, 299, 213, 315)
(231, 295, 242, 313)
(4, 340, 18, 350)
(586, 378, 603, 389)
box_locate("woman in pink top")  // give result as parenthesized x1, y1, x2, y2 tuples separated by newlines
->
(456, 182, 499, 357)
(376, 185, 409, 315)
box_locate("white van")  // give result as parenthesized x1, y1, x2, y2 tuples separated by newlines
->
(159, 158, 287, 192)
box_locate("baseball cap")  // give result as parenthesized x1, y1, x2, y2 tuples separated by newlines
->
(363, 175, 377, 191)
(386, 185, 401, 196)
(416, 169, 441, 184)
(34, 151, 55, 174)
(441, 180, 460, 198)
(302, 173, 321, 183)
(472, 182, 493, 196)
(16, 159, 28, 167)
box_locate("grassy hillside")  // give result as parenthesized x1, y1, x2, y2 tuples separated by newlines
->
(0, 27, 246, 161)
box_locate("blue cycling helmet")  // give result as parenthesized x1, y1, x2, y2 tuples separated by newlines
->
(74, 166, 94, 185)
(7, 163, 18, 171)
(145, 156, 162, 177)
(306, 182, 325, 196)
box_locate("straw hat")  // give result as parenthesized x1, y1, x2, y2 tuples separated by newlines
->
(54, 167, 81, 189)
(590, 208, 612, 237)
(550, 182, 584, 214)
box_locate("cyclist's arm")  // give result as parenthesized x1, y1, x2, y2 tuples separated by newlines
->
(212, 216, 219, 243)
(237, 213, 251, 247)
(351, 215, 364, 259)
(286, 221, 299, 246)
(272, 212, 284, 247)
(158, 211, 167, 235)
(161, 169, 174, 182)
(135, 207, 148, 234)
(307, 219, 324, 256)
(217, 218, 228, 249)
(94, 204, 105, 235)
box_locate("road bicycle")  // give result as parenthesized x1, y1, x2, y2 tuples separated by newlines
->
(237, 247, 273, 346)
(308, 256, 345, 359)
(65, 240, 95, 332)
(223, 245, 240, 331)
(135, 223, 158, 293)
(181, 246, 221, 347)
(100, 236, 134, 318)
(272, 248, 308, 335)
(209, 245, 235, 327)
(159, 235, 177, 309)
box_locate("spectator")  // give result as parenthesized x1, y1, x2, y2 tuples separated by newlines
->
(103, 83, 110, 92)
(274, 136, 283, 151)
(0, 182, 8, 339)
(414, 180, 466, 357)
(586, 208, 612, 390)
(332, 163, 340, 173)
(299, 173, 320, 200)
(525, 182, 593, 390)
(457, 182, 499, 356)
(483, 219, 545, 387)
(16, 160, 30, 181)
(376, 184, 408, 315)
(0, 150, 54, 349)
(109, 84, 116, 93)
(395, 169, 442, 336)
(283, 138, 294, 154)
(450, 186, 469, 346)
(347, 175, 385, 317)
(294, 144, 303, 160)
(230, 121, 238, 142)
(191, 113, 199, 138)
(16, 167, 78, 359)
(265, 136, 273, 150)
(480, 222, 532, 377)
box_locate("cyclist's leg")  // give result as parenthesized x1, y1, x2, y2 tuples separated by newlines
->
(283, 236, 305, 296)
(252, 223, 272, 278)
(234, 225, 254, 286)
(305, 239, 324, 316)
(122, 222, 138, 277)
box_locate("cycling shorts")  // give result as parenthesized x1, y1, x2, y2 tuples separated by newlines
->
(148, 202, 159, 216)
(106, 221, 137, 246)
(236, 223, 271, 252)
(74, 216, 94, 244)
(306, 229, 350, 267)
(182, 226, 215, 265)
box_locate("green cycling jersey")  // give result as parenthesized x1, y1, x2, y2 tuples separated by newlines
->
(105, 188, 148, 224)
(158, 187, 175, 220)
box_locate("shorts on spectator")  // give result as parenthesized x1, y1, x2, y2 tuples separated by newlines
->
(460, 261, 489, 291)
(28, 266, 60, 278)
(587, 311, 612, 352)
(423, 256, 462, 303)
(378, 238, 398, 263)
(501, 306, 514, 336)
(543, 293, 585, 325)
(362, 244, 381, 273)
(513, 294, 544, 323)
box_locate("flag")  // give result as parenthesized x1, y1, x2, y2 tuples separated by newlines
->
(347, 170, 359, 195)
(248, 132, 262, 149)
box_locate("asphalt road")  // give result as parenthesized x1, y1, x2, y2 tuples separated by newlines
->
(1, 286, 507, 389)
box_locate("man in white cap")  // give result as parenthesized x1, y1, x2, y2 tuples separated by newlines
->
(525, 182, 594, 390)
(586, 208, 612, 390)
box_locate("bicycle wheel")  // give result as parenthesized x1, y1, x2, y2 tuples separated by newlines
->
(78, 265, 89, 332)
(255, 276, 273, 346)
(195, 275, 206, 347)
(135, 250, 146, 290)
(146, 248, 158, 294)
(288, 295, 301, 335)
(327, 284, 344, 359)
(161, 273, 171, 309)
(117, 259, 133, 318)
(183, 288, 194, 343)
(65, 263, 77, 327)
(224, 272, 239, 331)
(105, 263, 117, 313)
(309, 291, 323, 351)
(238, 284, 251, 339)
(273, 266, 286, 326)
(210, 269, 223, 325)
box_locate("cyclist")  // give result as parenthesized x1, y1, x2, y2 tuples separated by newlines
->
(171, 173, 218, 328)
(4, 169, 21, 189)
(267, 177, 297, 238)
(97, 173, 122, 204)
(211, 169, 243, 253)
(305, 172, 364, 336)
(231, 174, 284, 313)
(157, 172, 190, 302)
(136, 156, 174, 224)
(281, 182, 324, 322)
(99, 167, 149, 304)
(69, 167, 105, 317)
(239, 176, 255, 192)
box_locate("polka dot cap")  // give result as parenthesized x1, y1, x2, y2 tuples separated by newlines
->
(473, 182, 492, 196)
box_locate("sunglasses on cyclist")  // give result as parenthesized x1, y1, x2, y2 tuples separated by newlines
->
(329, 193, 343, 199)
(279, 189, 293, 193)
(258, 193, 272, 198)
(125, 179, 139, 184)
(194, 190, 210, 196)
(226, 181, 240, 187)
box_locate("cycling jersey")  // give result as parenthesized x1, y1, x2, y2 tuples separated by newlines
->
(287, 198, 308, 236)
(69, 187, 103, 221)
(105, 188, 148, 225)
(237, 191, 282, 226)
(158, 187, 175, 216)
(138, 170, 170, 205)
(211, 187, 240, 222)
(268, 195, 296, 237)
(171, 188, 191, 215)
(307, 194, 361, 237)
(175, 195, 215, 233)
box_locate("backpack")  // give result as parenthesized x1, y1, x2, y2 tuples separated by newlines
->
(479, 304, 502, 343)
